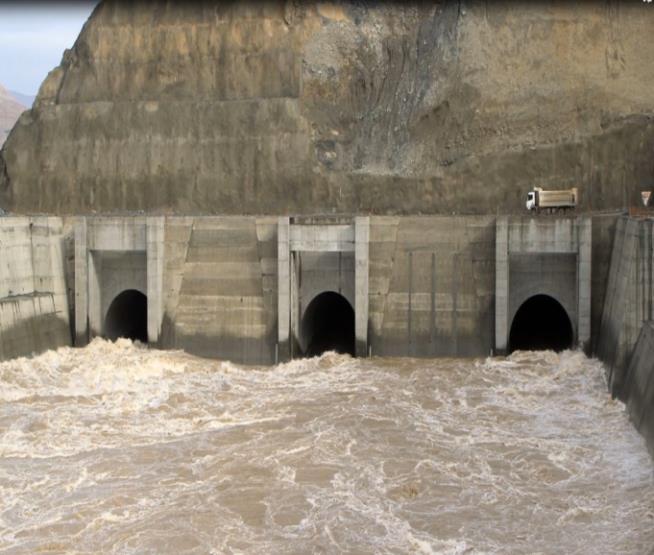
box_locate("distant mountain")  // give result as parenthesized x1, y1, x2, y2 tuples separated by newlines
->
(9, 90, 35, 108)
(0, 84, 26, 148)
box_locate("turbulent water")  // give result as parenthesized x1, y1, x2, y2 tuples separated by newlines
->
(0, 340, 652, 554)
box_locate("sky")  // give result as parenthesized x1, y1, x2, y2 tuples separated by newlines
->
(0, 1, 98, 95)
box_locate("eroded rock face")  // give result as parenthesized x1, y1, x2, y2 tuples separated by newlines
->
(1, 1, 654, 214)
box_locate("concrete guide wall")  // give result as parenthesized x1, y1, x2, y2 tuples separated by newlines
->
(597, 217, 654, 398)
(590, 213, 620, 353)
(0, 217, 70, 360)
(623, 322, 654, 451)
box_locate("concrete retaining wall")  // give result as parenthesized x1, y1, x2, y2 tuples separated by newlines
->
(0, 217, 70, 360)
(624, 322, 654, 450)
(597, 217, 654, 398)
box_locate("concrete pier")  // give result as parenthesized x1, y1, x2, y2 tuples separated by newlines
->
(355, 217, 370, 357)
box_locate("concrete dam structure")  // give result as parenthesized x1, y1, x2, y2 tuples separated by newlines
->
(0, 212, 630, 359)
(0, 213, 594, 364)
(0, 1, 653, 450)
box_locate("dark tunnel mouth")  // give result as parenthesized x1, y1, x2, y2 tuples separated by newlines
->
(104, 289, 148, 343)
(509, 294, 573, 353)
(301, 291, 355, 357)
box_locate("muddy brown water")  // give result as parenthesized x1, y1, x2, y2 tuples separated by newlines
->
(0, 339, 652, 554)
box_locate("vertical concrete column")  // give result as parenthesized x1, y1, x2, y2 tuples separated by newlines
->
(355, 217, 370, 357)
(88, 251, 102, 337)
(147, 216, 165, 345)
(46, 217, 70, 329)
(495, 217, 509, 354)
(74, 217, 88, 346)
(650, 220, 654, 322)
(277, 217, 290, 361)
(289, 251, 301, 358)
(577, 216, 592, 350)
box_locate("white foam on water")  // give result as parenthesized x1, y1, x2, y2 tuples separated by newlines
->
(0, 342, 652, 553)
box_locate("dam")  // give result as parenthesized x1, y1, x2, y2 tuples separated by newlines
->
(1, 213, 597, 362)
(1, 1, 654, 552)
(1, 210, 654, 552)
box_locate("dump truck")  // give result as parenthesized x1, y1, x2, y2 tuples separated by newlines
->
(526, 187, 577, 212)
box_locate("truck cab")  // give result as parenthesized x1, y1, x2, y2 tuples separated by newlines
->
(526, 191, 536, 210)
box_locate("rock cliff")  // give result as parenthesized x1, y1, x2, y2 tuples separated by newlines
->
(0, 84, 25, 148)
(1, 1, 654, 214)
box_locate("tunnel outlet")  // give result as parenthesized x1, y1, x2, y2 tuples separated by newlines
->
(301, 291, 355, 357)
(509, 294, 573, 353)
(104, 289, 148, 343)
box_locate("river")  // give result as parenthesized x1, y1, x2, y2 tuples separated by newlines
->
(0, 339, 652, 554)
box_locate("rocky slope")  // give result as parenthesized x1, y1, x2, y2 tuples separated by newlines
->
(0, 84, 26, 148)
(1, 1, 654, 214)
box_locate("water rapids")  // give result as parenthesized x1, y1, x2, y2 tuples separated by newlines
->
(0, 339, 652, 554)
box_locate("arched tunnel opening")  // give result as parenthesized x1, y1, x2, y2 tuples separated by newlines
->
(301, 292, 355, 357)
(509, 294, 573, 353)
(104, 289, 148, 343)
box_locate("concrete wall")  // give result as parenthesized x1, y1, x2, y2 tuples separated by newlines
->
(66, 213, 615, 364)
(162, 214, 582, 361)
(106, 214, 500, 362)
(590, 213, 620, 353)
(0, 212, 618, 365)
(368, 216, 496, 357)
(0, 217, 70, 360)
(597, 216, 654, 398)
(623, 322, 654, 451)
(161, 216, 278, 364)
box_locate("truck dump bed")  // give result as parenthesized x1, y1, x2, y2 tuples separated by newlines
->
(536, 188, 577, 208)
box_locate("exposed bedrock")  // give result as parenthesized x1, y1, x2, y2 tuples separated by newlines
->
(1, 1, 654, 214)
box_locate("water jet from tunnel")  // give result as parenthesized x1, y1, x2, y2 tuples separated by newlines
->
(301, 291, 355, 357)
(104, 289, 148, 343)
(509, 294, 573, 353)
